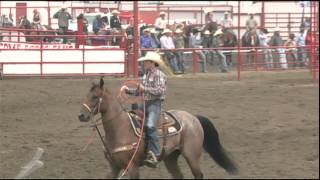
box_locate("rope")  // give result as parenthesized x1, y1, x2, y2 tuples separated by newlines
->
(117, 81, 146, 179)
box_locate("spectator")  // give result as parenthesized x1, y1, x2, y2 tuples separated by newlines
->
(202, 30, 214, 66)
(245, 13, 258, 32)
(189, 28, 207, 73)
(150, 28, 161, 48)
(154, 11, 167, 40)
(77, 13, 88, 35)
(110, 9, 121, 31)
(269, 27, 288, 69)
(53, 5, 72, 44)
(220, 12, 233, 30)
(92, 15, 104, 35)
(211, 29, 228, 73)
(259, 28, 274, 69)
(204, 12, 218, 34)
(296, 29, 307, 67)
(140, 28, 154, 49)
(32, 9, 42, 30)
(284, 33, 298, 68)
(160, 29, 180, 74)
(173, 28, 185, 73)
(0, 14, 13, 28)
(155, 11, 167, 33)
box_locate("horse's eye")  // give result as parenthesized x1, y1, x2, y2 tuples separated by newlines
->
(92, 95, 98, 100)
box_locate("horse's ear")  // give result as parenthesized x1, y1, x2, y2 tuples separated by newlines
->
(99, 77, 104, 89)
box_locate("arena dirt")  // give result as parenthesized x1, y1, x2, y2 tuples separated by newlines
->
(0, 70, 319, 178)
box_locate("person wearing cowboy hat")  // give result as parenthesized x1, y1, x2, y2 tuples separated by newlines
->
(122, 51, 167, 168)
(246, 13, 258, 32)
(53, 4, 72, 44)
(110, 9, 121, 30)
(154, 11, 168, 40)
(211, 28, 228, 72)
(160, 29, 180, 74)
(270, 26, 288, 69)
(189, 27, 208, 72)
(173, 28, 185, 73)
(284, 33, 298, 67)
(259, 28, 274, 69)
(149, 28, 161, 48)
(202, 30, 215, 66)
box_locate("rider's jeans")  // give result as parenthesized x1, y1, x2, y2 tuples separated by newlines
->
(145, 99, 162, 157)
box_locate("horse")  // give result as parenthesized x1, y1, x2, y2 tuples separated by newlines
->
(221, 28, 238, 66)
(241, 29, 260, 68)
(78, 78, 239, 179)
(17, 17, 56, 43)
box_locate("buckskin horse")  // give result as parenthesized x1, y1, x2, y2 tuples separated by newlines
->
(78, 78, 238, 179)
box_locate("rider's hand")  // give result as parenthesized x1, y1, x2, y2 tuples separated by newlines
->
(138, 84, 145, 93)
(120, 85, 129, 93)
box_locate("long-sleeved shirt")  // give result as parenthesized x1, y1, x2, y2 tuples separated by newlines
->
(140, 35, 153, 48)
(220, 18, 233, 28)
(173, 35, 185, 48)
(110, 15, 121, 29)
(160, 35, 175, 49)
(246, 18, 258, 30)
(126, 68, 167, 101)
(154, 17, 167, 30)
(259, 33, 270, 47)
(296, 34, 306, 47)
(53, 10, 72, 28)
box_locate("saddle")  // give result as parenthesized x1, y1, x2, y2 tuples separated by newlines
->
(128, 110, 182, 138)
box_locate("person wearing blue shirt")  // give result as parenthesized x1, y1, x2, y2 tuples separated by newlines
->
(296, 29, 307, 67)
(92, 15, 104, 35)
(140, 28, 153, 49)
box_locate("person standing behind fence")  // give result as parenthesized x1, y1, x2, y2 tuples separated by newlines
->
(32, 9, 42, 30)
(92, 15, 104, 35)
(53, 5, 72, 44)
(150, 28, 161, 48)
(259, 28, 274, 69)
(173, 28, 185, 73)
(110, 10, 121, 31)
(189, 28, 207, 73)
(296, 29, 308, 67)
(154, 12, 167, 40)
(284, 33, 298, 68)
(211, 29, 228, 73)
(202, 30, 214, 66)
(269, 27, 287, 69)
(160, 29, 180, 74)
(245, 13, 258, 32)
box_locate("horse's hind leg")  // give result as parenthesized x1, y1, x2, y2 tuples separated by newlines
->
(182, 143, 203, 179)
(164, 150, 184, 179)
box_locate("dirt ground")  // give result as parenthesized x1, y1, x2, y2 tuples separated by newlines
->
(0, 70, 319, 179)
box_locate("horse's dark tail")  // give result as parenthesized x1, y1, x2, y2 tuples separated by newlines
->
(195, 114, 239, 175)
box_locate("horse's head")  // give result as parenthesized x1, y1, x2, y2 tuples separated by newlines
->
(78, 78, 108, 122)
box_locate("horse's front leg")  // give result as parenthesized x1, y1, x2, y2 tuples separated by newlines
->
(106, 164, 121, 179)
(128, 164, 140, 179)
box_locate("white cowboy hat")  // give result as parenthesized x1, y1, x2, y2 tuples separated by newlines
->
(204, 30, 211, 35)
(150, 28, 157, 34)
(138, 52, 162, 65)
(143, 28, 150, 32)
(214, 29, 223, 36)
(224, 11, 229, 15)
(112, 9, 120, 14)
(175, 28, 183, 33)
(162, 29, 172, 34)
(274, 26, 281, 32)
(159, 11, 166, 15)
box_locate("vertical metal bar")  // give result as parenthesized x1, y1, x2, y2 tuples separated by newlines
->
(133, 1, 139, 77)
(237, 1, 241, 81)
(48, 1, 51, 27)
(40, 40, 43, 78)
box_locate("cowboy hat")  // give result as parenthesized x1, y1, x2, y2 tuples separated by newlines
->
(159, 11, 166, 15)
(112, 9, 120, 14)
(204, 30, 211, 35)
(138, 51, 162, 64)
(224, 11, 229, 15)
(214, 29, 223, 36)
(175, 28, 183, 33)
(162, 29, 172, 34)
(150, 28, 157, 34)
(143, 28, 150, 32)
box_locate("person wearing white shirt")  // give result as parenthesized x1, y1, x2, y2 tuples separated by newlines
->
(160, 29, 180, 74)
(259, 28, 273, 69)
(154, 12, 167, 40)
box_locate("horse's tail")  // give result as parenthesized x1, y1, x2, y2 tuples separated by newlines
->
(195, 114, 239, 175)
